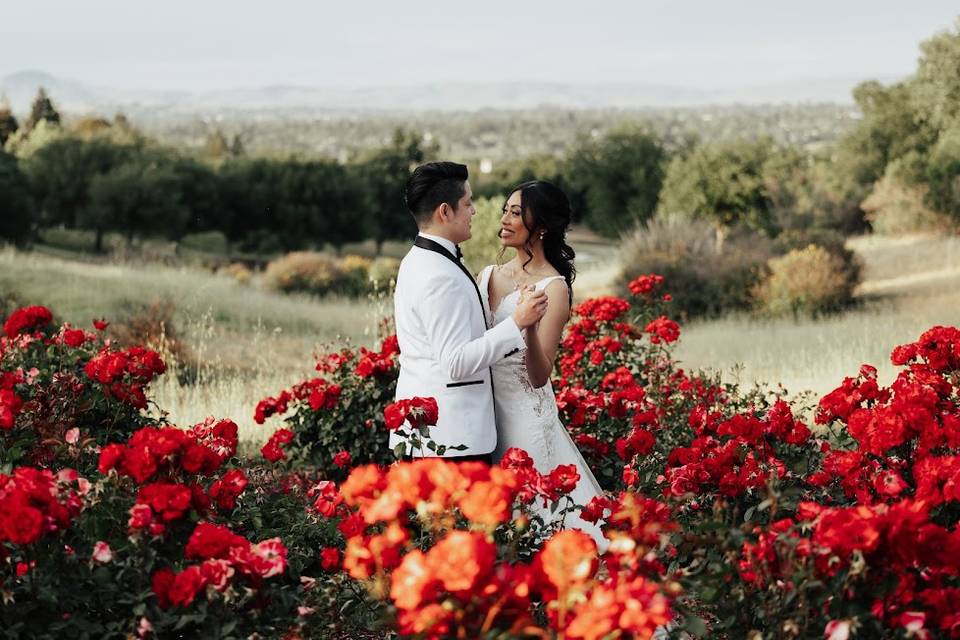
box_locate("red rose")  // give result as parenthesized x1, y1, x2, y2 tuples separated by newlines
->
(0, 389, 23, 430)
(62, 328, 86, 347)
(3, 306, 53, 338)
(208, 469, 248, 511)
(333, 450, 352, 467)
(151, 568, 176, 609)
(644, 316, 680, 344)
(261, 428, 294, 463)
(168, 566, 207, 607)
(4, 505, 44, 544)
(383, 401, 407, 430)
(321, 547, 342, 571)
(186, 522, 248, 560)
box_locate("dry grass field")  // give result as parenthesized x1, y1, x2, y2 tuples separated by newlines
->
(674, 234, 960, 399)
(2, 232, 957, 444)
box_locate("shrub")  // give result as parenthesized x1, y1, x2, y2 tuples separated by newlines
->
(773, 227, 862, 290)
(619, 214, 772, 319)
(109, 299, 194, 376)
(0, 306, 164, 473)
(335, 254, 372, 296)
(9, 293, 960, 638)
(754, 244, 859, 316)
(215, 261, 253, 285)
(367, 256, 400, 288)
(264, 251, 341, 296)
(861, 169, 954, 235)
(252, 335, 400, 477)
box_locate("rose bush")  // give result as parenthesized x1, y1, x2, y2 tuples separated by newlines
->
(5, 289, 960, 638)
(254, 334, 399, 478)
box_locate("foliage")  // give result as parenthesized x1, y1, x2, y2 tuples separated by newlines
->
(253, 335, 398, 477)
(772, 227, 862, 291)
(0, 102, 18, 147)
(764, 148, 867, 234)
(565, 126, 667, 237)
(471, 153, 569, 205)
(84, 151, 191, 246)
(619, 215, 771, 319)
(264, 252, 342, 297)
(861, 168, 955, 235)
(0, 150, 33, 245)
(753, 245, 860, 316)
(24, 88, 61, 133)
(356, 129, 430, 253)
(911, 17, 960, 134)
(22, 136, 138, 234)
(5, 285, 960, 637)
(657, 137, 777, 239)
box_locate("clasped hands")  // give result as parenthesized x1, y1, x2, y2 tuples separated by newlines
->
(511, 285, 549, 329)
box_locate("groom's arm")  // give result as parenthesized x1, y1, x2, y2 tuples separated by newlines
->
(419, 277, 525, 381)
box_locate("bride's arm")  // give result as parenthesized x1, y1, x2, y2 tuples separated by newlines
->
(524, 280, 570, 388)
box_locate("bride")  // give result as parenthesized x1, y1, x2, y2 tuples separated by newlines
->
(477, 180, 607, 550)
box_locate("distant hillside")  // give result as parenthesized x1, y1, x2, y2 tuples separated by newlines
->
(0, 69, 899, 115)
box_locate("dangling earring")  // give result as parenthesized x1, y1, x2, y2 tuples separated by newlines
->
(539, 231, 545, 241)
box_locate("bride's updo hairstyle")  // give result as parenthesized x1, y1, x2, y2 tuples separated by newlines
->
(505, 180, 576, 304)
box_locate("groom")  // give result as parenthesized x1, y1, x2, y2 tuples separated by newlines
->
(391, 161, 548, 463)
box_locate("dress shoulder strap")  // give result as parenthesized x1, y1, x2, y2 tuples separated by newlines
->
(535, 275, 567, 291)
(478, 264, 495, 287)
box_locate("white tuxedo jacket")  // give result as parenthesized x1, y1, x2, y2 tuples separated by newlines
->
(390, 234, 525, 456)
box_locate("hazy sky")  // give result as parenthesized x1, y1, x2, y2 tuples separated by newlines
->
(1, 1, 957, 90)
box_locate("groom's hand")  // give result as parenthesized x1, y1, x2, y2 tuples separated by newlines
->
(512, 286, 548, 329)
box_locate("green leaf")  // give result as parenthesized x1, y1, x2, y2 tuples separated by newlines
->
(683, 615, 709, 635)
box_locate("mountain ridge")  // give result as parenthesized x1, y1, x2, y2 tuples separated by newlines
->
(1, 69, 902, 114)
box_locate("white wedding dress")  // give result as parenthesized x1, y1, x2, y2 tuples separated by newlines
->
(478, 266, 608, 552)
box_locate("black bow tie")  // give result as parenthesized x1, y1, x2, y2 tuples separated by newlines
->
(455, 245, 463, 261)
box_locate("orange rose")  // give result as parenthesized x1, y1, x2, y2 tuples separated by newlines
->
(537, 530, 598, 593)
(427, 530, 495, 594)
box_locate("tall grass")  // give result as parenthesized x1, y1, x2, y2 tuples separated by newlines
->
(5, 232, 956, 443)
(0, 247, 392, 444)
(675, 234, 960, 398)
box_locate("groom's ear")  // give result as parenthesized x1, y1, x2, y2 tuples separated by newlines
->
(436, 202, 451, 223)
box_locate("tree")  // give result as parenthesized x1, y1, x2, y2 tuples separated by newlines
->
(0, 96, 18, 146)
(0, 149, 33, 244)
(565, 127, 666, 237)
(912, 18, 960, 135)
(834, 81, 933, 193)
(24, 88, 61, 132)
(657, 139, 776, 246)
(358, 129, 429, 254)
(204, 129, 230, 159)
(762, 148, 866, 234)
(922, 123, 960, 221)
(471, 154, 568, 200)
(83, 153, 188, 250)
(168, 156, 224, 237)
(22, 137, 137, 232)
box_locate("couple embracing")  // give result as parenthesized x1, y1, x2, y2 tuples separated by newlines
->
(391, 161, 605, 548)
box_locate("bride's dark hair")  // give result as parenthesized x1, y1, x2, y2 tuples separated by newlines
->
(502, 180, 576, 304)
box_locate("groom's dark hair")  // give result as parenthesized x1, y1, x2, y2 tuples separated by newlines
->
(404, 161, 469, 227)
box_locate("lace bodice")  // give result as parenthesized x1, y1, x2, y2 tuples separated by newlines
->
(478, 265, 567, 457)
